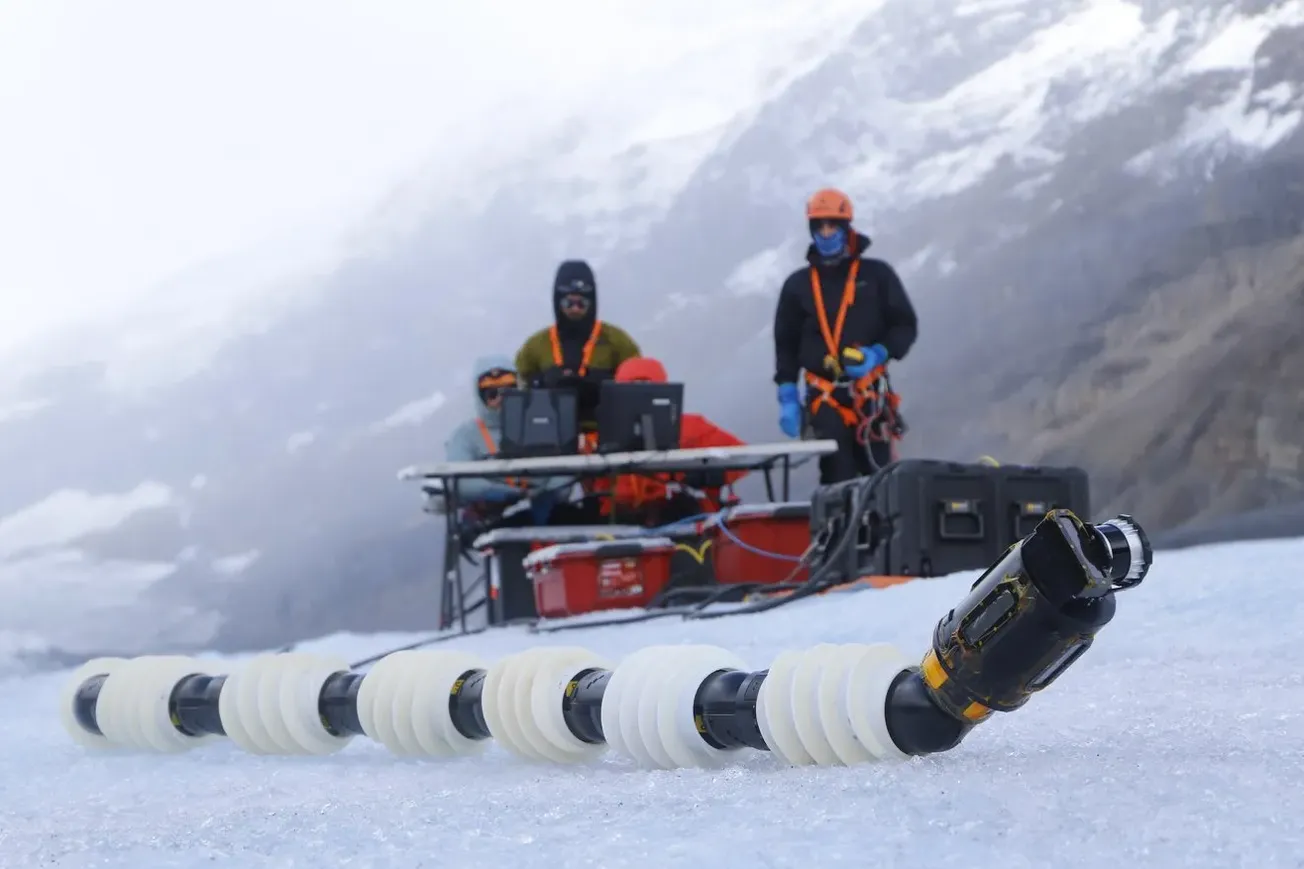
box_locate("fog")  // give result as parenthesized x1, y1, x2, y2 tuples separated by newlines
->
(0, 0, 872, 367)
(2, 0, 1300, 667)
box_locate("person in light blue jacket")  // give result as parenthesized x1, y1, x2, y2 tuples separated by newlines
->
(443, 354, 572, 509)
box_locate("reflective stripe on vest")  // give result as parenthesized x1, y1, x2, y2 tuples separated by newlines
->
(476, 418, 526, 489)
(810, 259, 860, 374)
(548, 320, 603, 376)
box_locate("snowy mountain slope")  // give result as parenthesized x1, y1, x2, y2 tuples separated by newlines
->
(982, 158, 1304, 527)
(578, 0, 1304, 436)
(623, 0, 1304, 366)
(4, 535, 1303, 868)
(3, 0, 1304, 662)
(638, 0, 1304, 502)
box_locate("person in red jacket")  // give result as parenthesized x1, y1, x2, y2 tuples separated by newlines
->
(602, 357, 748, 524)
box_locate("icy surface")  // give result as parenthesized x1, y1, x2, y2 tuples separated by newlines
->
(3, 536, 1303, 867)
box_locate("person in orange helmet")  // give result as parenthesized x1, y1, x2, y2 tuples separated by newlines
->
(773, 187, 918, 484)
(601, 357, 748, 525)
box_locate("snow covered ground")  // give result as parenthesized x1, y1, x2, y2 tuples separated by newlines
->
(3, 534, 1302, 868)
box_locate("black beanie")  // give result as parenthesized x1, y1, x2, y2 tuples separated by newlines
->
(554, 260, 596, 297)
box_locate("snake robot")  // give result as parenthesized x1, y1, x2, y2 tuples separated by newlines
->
(60, 509, 1150, 769)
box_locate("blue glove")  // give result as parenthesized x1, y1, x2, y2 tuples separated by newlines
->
(844, 344, 888, 378)
(777, 383, 802, 438)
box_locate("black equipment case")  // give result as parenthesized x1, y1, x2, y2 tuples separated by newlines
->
(808, 459, 1090, 582)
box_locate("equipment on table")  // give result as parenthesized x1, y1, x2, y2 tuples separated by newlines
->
(499, 388, 580, 459)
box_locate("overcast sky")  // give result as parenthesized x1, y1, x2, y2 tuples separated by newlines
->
(0, 0, 872, 367)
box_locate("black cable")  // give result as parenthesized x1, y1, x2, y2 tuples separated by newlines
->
(529, 465, 896, 629)
(348, 625, 489, 670)
(650, 580, 805, 610)
(359, 463, 893, 658)
(684, 462, 898, 621)
(528, 606, 697, 633)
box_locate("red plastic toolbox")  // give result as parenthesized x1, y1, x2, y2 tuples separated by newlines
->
(706, 502, 810, 585)
(524, 537, 678, 619)
(472, 524, 649, 624)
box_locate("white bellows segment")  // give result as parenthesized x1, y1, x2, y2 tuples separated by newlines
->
(59, 656, 129, 750)
(600, 643, 747, 769)
(357, 648, 488, 758)
(59, 641, 916, 768)
(217, 651, 353, 755)
(61, 655, 223, 753)
(481, 645, 612, 763)
(757, 642, 912, 765)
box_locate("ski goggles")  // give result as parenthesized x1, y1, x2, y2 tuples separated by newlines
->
(558, 293, 592, 315)
(477, 368, 516, 402)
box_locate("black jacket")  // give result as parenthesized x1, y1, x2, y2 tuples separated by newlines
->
(773, 233, 918, 385)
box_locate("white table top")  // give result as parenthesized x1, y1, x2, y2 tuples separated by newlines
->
(398, 439, 836, 481)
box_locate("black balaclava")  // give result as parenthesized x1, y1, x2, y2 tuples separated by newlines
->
(553, 259, 598, 338)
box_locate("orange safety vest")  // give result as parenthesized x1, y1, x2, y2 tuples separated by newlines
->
(548, 320, 603, 376)
(805, 261, 902, 438)
(476, 418, 528, 490)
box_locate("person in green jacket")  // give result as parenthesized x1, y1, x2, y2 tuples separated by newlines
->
(515, 259, 641, 428)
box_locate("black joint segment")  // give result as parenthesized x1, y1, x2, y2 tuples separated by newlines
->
(927, 512, 1126, 719)
(1019, 511, 1108, 604)
(883, 668, 970, 756)
(169, 674, 227, 737)
(1095, 517, 1151, 587)
(692, 669, 769, 752)
(1096, 524, 1132, 580)
(318, 672, 365, 737)
(449, 669, 491, 741)
(561, 668, 610, 745)
(73, 674, 108, 737)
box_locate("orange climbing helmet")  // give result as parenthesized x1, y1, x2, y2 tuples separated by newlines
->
(806, 187, 854, 222)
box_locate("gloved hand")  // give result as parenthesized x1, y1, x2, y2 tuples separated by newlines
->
(777, 383, 802, 438)
(843, 344, 889, 379)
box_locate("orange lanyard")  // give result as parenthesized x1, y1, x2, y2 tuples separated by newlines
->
(549, 320, 602, 376)
(810, 259, 859, 358)
(476, 418, 497, 453)
(476, 418, 524, 489)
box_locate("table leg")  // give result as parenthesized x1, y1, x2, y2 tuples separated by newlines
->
(446, 477, 467, 634)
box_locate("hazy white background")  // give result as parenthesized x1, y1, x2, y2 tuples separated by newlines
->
(9, 0, 1296, 663)
(0, 0, 877, 657)
(0, 0, 874, 383)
